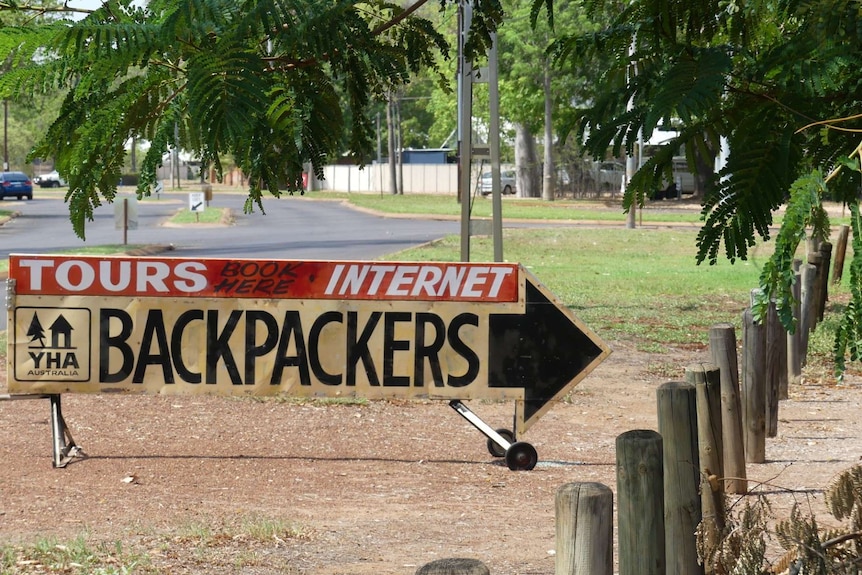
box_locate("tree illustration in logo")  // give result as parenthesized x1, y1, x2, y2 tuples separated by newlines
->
(26, 313, 46, 348)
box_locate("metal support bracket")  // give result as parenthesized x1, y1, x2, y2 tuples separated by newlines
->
(49, 395, 83, 468)
(448, 399, 512, 454)
(1, 393, 84, 468)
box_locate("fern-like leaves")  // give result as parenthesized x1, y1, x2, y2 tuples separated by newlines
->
(0, 0, 462, 238)
(833, 201, 862, 377)
(755, 170, 827, 330)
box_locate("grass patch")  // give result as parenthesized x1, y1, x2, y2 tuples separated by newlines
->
(0, 535, 156, 574)
(0, 516, 310, 574)
(169, 207, 228, 224)
(306, 191, 859, 229)
(389, 227, 781, 350)
(247, 394, 370, 406)
(308, 191, 706, 223)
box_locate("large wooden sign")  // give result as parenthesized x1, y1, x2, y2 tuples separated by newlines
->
(6, 254, 609, 434)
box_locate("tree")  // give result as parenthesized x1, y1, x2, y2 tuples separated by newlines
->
(494, 0, 598, 198)
(0, 0, 506, 238)
(551, 0, 862, 373)
(26, 312, 45, 347)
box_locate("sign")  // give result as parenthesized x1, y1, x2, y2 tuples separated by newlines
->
(6, 255, 609, 434)
(188, 192, 205, 212)
(113, 197, 138, 230)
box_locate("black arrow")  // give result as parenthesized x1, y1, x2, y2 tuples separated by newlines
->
(488, 277, 609, 434)
(192, 202, 203, 211)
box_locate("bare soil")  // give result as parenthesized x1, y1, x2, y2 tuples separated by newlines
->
(2, 336, 861, 574)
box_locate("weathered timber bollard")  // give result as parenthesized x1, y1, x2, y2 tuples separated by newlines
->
(832, 225, 850, 285)
(555, 482, 613, 575)
(800, 263, 818, 364)
(807, 251, 823, 332)
(657, 382, 704, 575)
(742, 308, 766, 463)
(416, 558, 490, 575)
(686, 364, 726, 575)
(616, 430, 665, 575)
(787, 266, 802, 387)
(765, 301, 786, 436)
(817, 242, 832, 322)
(708, 324, 747, 494)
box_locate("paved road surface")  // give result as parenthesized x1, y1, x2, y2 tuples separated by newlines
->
(0, 190, 463, 326)
(0, 191, 460, 261)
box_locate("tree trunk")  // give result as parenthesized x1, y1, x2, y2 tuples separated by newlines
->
(387, 91, 398, 195)
(693, 142, 715, 199)
(542, 62, 554, 201)
(515, 123, 539, 198)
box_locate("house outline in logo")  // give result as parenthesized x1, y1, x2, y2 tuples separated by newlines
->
(49, 315, 74, 349)
(27, 312, 76, 350)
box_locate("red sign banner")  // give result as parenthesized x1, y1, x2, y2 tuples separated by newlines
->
(9, 255, 521, 302)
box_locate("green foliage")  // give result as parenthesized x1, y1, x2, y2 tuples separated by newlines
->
(833, 202, 862, 377)
(554, 0, 862, 241)
(551, 0, 862, 374)
(755, 171, 828, 330)
(0, 0, 502, 238)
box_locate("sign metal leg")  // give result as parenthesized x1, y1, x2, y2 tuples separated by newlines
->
(448, 400, 538, 471)
(49, 395, 83, 468)
(448, 399, 513, 452)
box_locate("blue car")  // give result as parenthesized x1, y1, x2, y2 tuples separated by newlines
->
(0, 171, 33, 200)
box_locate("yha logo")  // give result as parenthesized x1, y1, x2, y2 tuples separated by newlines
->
(25, 311, 82, 375)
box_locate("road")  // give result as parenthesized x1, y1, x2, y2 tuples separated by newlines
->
(0, 190, 461, 261)
(0, 189, 463, 326)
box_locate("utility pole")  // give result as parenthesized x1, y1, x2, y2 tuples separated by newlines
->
(458, 0, 473, 262)
(3, 100, 8, 172)
(387, 91, 398, 194)
(488, 35, 503, 262)
(458, 1, 503, 262)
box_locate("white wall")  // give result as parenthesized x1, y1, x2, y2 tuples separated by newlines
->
(318, 163, 459, 195)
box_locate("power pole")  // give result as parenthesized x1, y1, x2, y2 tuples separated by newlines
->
(3, 100, 8, 172)
(457, 1, 473, 262)
(458, 3, 504, 263)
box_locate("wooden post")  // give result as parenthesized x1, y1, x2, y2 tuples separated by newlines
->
(742, 308, 766, 463)
(832, 225, 849, 285)
(787, 266, 802, 387)
(686, 364, 726, 575)
(708, 324, 747, 494)
(800, 263, 818, 364)
(807, 251, 823, 332)
(555, 482, 613, 575)
(122, 197, 128, 246)
(415, 558, 489, 575)
(616, 430, 665, 575)
(656, 382, 703, 575)
(765, 301, 786, 435)
(817, 242, 832, 322)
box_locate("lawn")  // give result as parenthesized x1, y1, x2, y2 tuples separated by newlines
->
(388, 226, 785, 353)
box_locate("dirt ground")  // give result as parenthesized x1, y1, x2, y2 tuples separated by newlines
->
(1, 334, 861, 574)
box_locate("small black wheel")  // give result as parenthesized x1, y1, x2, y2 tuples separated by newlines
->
(487, 428, 515, 458)
(505, 441, 538, 471)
